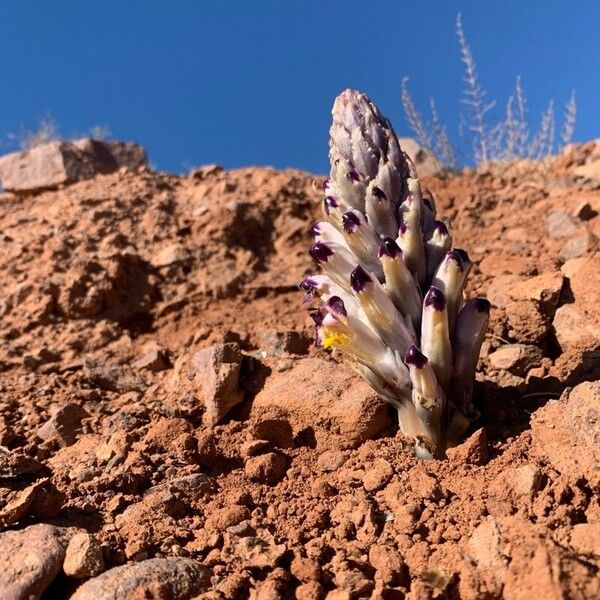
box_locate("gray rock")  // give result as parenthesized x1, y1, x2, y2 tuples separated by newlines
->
(547, 211, 580, 238)
(0, 139, 147, 192)
(133, 347, 169, 372)
(70, 557, 210, 600)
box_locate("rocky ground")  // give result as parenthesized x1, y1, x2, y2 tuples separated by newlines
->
(0, 141, 599, 599)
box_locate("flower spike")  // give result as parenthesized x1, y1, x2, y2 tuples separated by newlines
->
(303, 89, 488, 459)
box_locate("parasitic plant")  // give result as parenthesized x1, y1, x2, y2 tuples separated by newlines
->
(301, 90, 489, 459)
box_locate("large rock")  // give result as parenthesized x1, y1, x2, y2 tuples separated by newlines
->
(572, 141, 600, 185)
(84, 360, 147, 394)
(550, 256, 600, 383)
(250, 357, 392, 449)
(0, 138, 147, 192)
(0, 524, 69, 599)
(398, 137, 444, 177)
(0, 479, 63, 528)
(504, 300, 550, 345)
(37, 402, 90, 447)
(553, 256, 600, 350)
(546, 210, 580, 238)
(63, 532, 105, 579)
(530, 381, 600, 478)
(466, 516, 600, 600)
(70, 557, 210, 600)
(487, 271, 564, 315)
(488, 344, 542, 376)
(552, 304, 600, 350)
(573, 161, 600, 186)
(169, 343, 244, 426)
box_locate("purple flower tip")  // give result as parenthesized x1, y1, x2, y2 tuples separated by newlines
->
(310, 223, 321, 238)
(446, 250, 465, 270)
(326, 295, 347, 316)
(372, 186, 387, 202)
(398, 220, 408, 235)
(474, 298, 491, 314)
(322, 178, 330, 190)
(404, 344, 428, 369)
(342, 211, 361, 233)
(433, 221, 449, 236)
(323, 196, 339, 214)
(347, 170, 361, 183)
(299, 277, 317, 293)
(424, 286, 446, 311)
(379, 237, 401, 259)
(454, 248, 469, 264)
(350, 265, 371, 293)
(309, 242, 334, 263)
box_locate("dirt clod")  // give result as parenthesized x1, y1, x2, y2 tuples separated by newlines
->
(245, 452, 288, 484)
(37, 402, 90, 447)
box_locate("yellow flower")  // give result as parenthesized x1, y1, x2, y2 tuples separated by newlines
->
(321, 328, 349, 349)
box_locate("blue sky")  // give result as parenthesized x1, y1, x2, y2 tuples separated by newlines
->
(0, 1, 597, 174)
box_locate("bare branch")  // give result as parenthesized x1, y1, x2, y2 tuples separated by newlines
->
(529, 100, 555, 159)
(514, 76, 529, 156)
(561, 90, 577, 149)
(430, 98, 458, 169)
(504, 95, 517, 160)
(456, 12, 492, 164)
(398, 17, 575, 168)
(401, 77, 436, 156)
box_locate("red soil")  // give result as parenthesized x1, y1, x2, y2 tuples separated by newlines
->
(0, 147, 599, 598)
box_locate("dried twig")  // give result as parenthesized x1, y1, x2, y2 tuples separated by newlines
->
(456, 13, 495, 164)
(430, 98, 459, 169)
(561, 90, 577, 149)
(399, 15, 576, 168)
(514, 76, 529, 157)
(401, 77, 436, 157)
(529, 100, 555, 159)
(20, 114, 59, 150)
